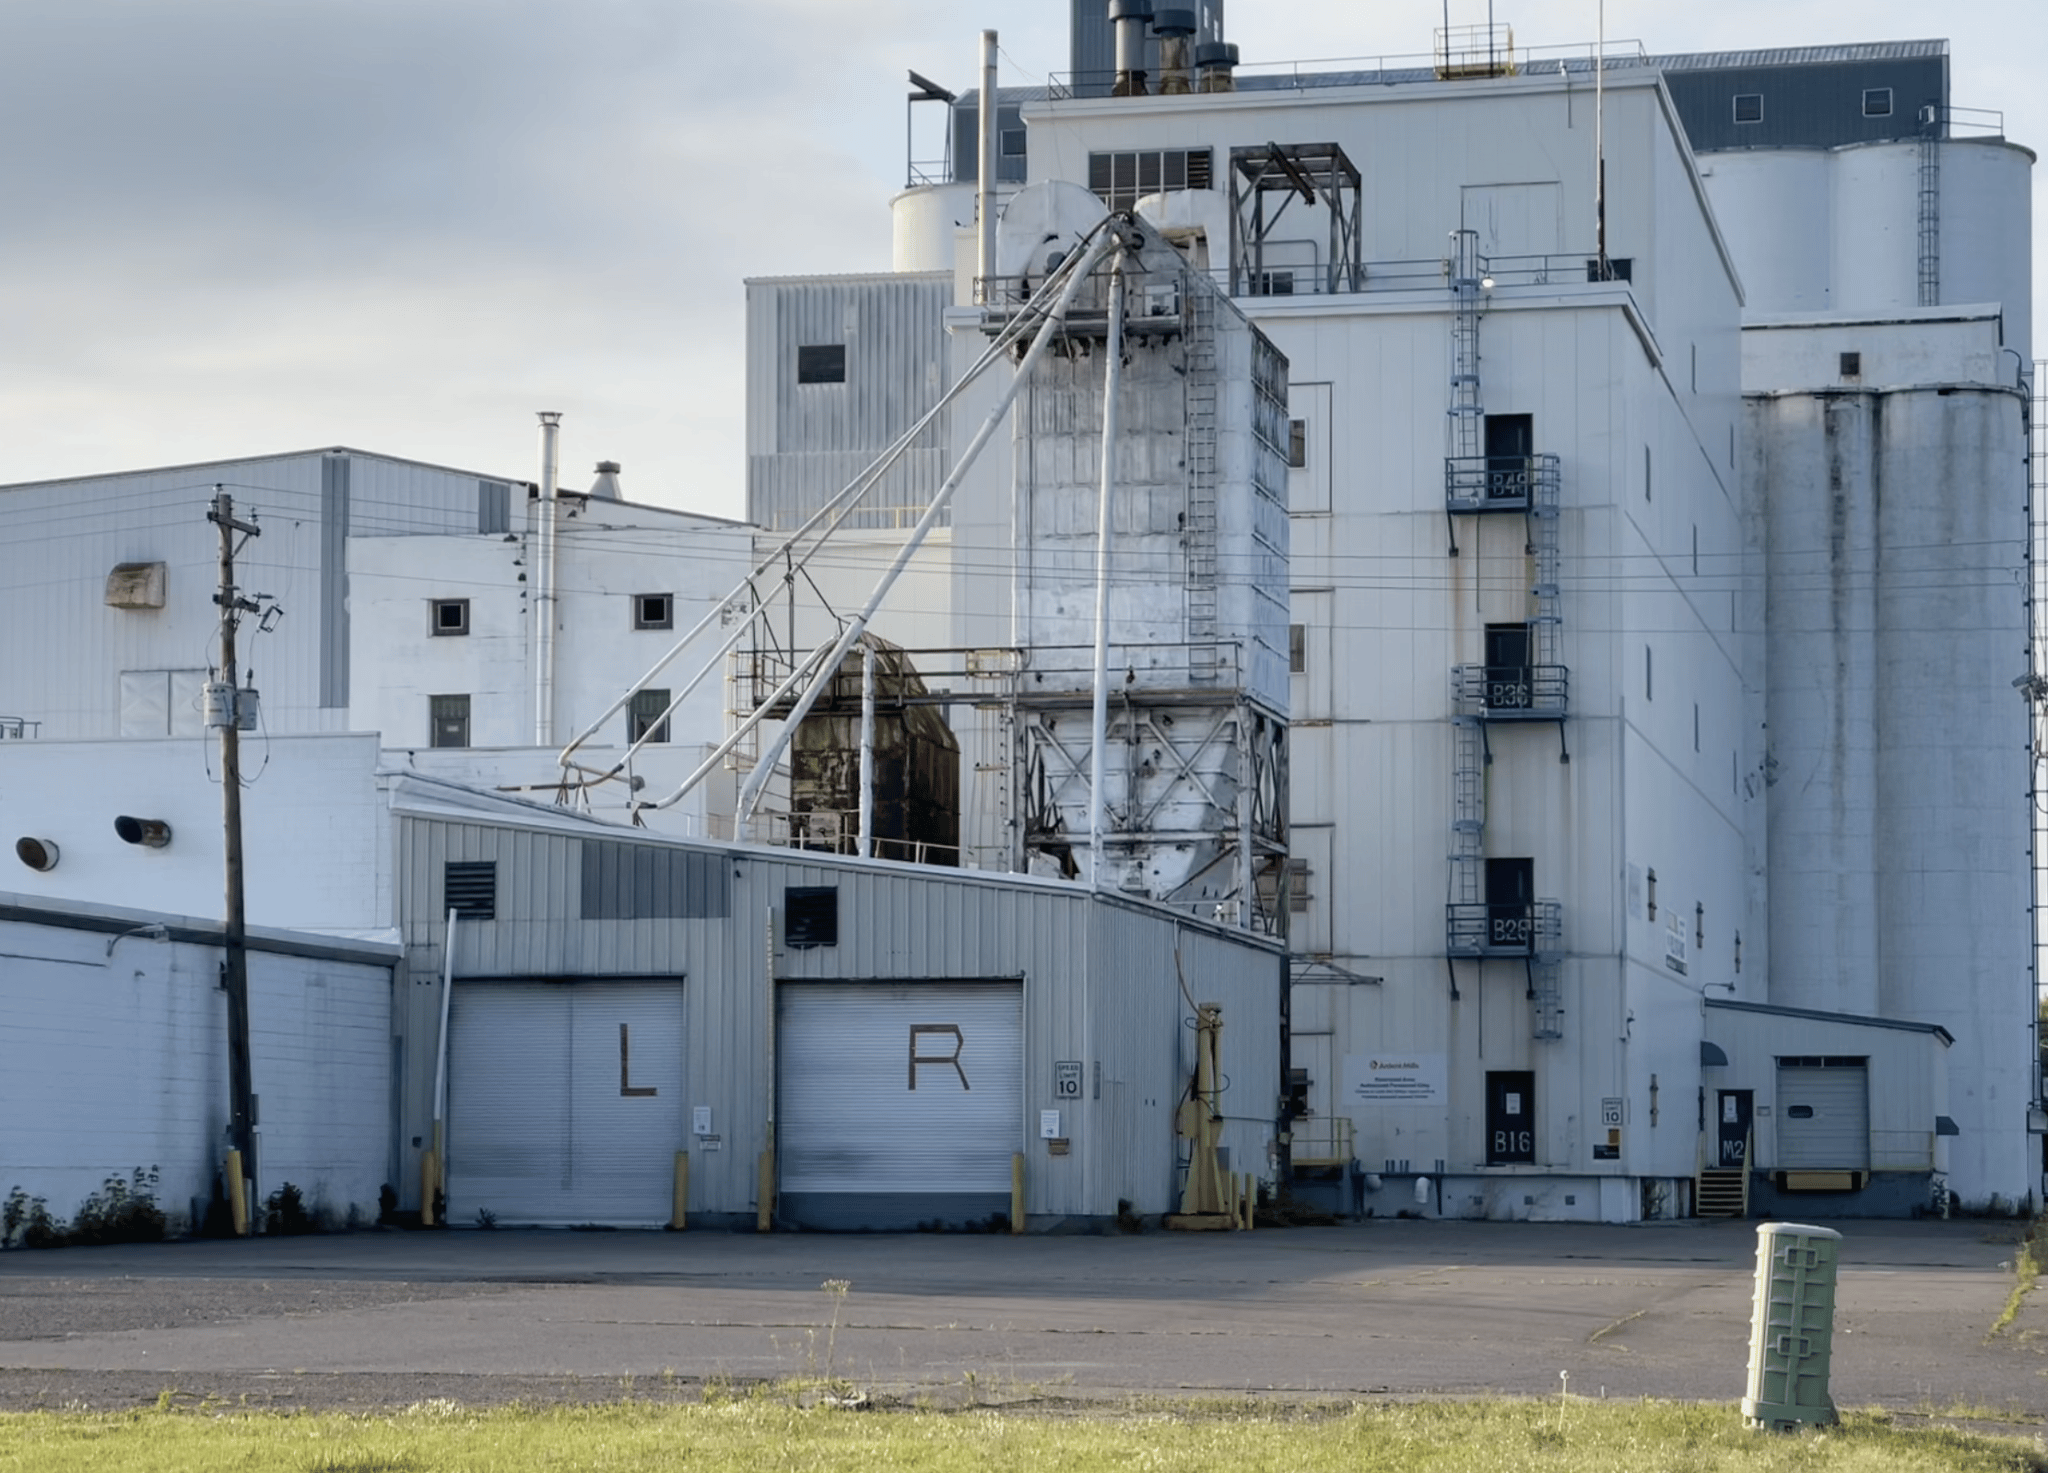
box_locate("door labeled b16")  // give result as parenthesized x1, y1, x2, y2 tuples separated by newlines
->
(1486, 1070, 1536, 1163)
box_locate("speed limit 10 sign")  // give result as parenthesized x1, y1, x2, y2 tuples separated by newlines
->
(1054, 1061, 1083, 1098)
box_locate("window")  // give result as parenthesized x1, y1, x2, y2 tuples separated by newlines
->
(1000, 127, 1027, 157)
(1287, 419, 1308, 469)
(1086, 148, 1214, 210)
(1288, 623, 1306, 674)
(634, 593, 673, 630)
(1586, 256, 1632, 282)
(1733, 93, 1763, 125)
(431, 598, 470, 636)
(430, 694, 470, 749)
(445, 861, 496, 920)
(1247, 270, 1295, 297)
(1839, 351, 1862, 378)
(796, 344, 846, 385)
(629, 688, 671, 744)
(1646, 868, 1658, 923)
(1863, 87, 1893, 119)
(785, 886, 838, 948)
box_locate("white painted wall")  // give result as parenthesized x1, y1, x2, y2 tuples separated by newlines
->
(0, 898, 394, 1232)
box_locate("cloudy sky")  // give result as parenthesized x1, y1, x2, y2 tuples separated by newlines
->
(0, 1, 2038, 520)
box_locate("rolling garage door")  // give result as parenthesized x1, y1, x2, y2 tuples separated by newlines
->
(447, 980, 684, 1225)
(1775, 1061, 1870, 1170)
(778, 981, 1022, 1230)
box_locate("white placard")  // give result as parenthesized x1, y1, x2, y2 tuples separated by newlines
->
(693, 1105, 713, 1136)
(1040, 1109, 1062, 1139)
(1340, 1052, 1447, 1106)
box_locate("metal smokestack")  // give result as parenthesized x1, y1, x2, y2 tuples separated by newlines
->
(534, 411, 561, 746)
(1153, 9, 1196, 94)
(1110, 0, 1153, 96)
(977, 29, 997, 302)
(1195, 40, 1238, 92)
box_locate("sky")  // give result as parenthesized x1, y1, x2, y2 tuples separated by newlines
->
(0, 1, 2040, 521)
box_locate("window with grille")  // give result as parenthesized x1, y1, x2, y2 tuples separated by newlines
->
(445, 861, 496, 919)
(430, 694, 470, 749)
(629, 688, 671, 744)
(1086, 148, 1214, 210)
(1288, 624, 1306, 674)
(1733, 93, 1763, 124)
(431, 599, 470, 636)
(1862, 88, 1892, 118)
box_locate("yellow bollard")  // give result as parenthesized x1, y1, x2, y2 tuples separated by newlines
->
(224, 1150, 248, 1237)
(756, 1147, 775, 1233)
(1011, 1152, 1025, 1235)
(670, 1152, 689, 1231)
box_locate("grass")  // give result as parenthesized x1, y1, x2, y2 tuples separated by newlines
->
(1987, 1215, 2043, 1339)
(0, 1398, 2041, 1473)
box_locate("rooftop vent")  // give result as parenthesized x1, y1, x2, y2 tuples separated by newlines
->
(1111, 0, 1153, 96)
(589, 461, 623, 500)
(1195, 39, 1238, 92)
(1154, 8, 1196, 94)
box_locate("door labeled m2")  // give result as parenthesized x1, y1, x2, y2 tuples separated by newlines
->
(1485, 1070, 1536, 1164)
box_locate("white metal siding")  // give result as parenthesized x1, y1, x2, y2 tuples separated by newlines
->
(778, 982, 1021, 1227)
(1776, 1065, 1870, 1169)
(447, 980, 685, 1225)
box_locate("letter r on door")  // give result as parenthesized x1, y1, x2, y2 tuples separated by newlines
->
(908, 1024, 969, 1090)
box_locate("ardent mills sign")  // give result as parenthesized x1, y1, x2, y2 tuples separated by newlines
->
(1341, 1053, 1447, 1105)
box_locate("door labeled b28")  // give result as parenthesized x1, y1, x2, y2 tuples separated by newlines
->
(1486, 1070, 1536, 1164)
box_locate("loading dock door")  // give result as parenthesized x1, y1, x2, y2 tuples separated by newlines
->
(1775, 1063, 1869, 1170)
(778, 981, 1022, 1230)
(447, 980, 685, 1226)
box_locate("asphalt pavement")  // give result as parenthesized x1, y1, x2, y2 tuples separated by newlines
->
(0, 1218, 2041, 1416)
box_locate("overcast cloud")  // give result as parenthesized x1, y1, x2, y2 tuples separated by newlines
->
(0, 1, 2038, 519)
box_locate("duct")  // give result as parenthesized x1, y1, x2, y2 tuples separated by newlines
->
(977, 30, 997, 303)
(534, 412, 562, 746)
(1088, 254, 1129, 885)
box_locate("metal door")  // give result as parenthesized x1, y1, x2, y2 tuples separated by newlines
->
(1485, 1070, 1536, 1163)
(447, 980, 685, 1226)
(1775, 1064, 1869, 1170)
(1717, 1089, 1754, 1169)
(778, 981, 1022, 1230)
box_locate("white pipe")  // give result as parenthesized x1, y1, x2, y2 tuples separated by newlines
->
(977, 30, 997, 304)
(557, 280, 1066, 781)
(1594, 0, 1606, 265)
(534, 412, 562, 746)
(736, 227, 1124, 829)
(858, 641, 876, 859)
(1088, 256, 1128, 887)
(432, 909, 457, 1127)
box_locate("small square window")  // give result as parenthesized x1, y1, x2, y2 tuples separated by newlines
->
(785, 886, 838, 948)
(430, 694, 470, 749)
(1000, 127, 1027, 157)
(629, 688, 671, 745)
(431, 598, 470, 636)
(797, 344, 846, 384)
(1839, 351, 1862, 378)
(1288, 624, 1307, 674)
(1733, 93, 1763, 124)
(1862, 87, 1893, 118)
(634, 593, 673, 630)
(1287, 419, 1308, 469)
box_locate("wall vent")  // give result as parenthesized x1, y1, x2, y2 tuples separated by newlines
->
(784, 886, 838, 949)
(445, 861, 497, 920)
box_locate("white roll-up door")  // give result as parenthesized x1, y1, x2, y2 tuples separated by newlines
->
(1775, 1063, 1870, 1169)
(779, 981, 1022, 1230)
(447, 980, 684, 1226)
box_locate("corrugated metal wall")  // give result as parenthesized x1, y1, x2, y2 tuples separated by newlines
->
(1661, 57, 1947, 153)
(745, 275, 954, 532)
(395, 812, 1281, 1225)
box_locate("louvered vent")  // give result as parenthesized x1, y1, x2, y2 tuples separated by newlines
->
(445, 861, 497, 920)
(784, 886, 838, 949)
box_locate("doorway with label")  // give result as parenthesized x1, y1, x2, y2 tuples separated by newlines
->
(1716, 1089, 1754, 1169)
(1486, 1069, 1536, 1163)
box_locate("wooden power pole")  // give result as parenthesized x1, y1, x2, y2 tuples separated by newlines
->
(208, 487, 262, 1232)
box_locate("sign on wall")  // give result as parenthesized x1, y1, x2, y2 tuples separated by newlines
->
(1340, 1053, 1447, 1106)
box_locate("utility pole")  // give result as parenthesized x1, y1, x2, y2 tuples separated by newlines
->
(208, 487, 262, 1233)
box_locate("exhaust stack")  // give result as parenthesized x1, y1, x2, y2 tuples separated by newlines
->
(1110, 0, 1153, 96)
(1154, 9, 1196, 94)
(1195, 39, 1238, 92)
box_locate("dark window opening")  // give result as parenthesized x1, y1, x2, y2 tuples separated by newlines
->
(1786, 1105, 1815, 1119)
(629, 688, 671, 745)
(1586, 256, 1633, 282)
(1484, 623, 1533, 710)
(1000, 127, 1027, 156)
(1733, 93, 1763, 124)
(785, 886, 838, 949)
(1247, 270, 1295, 297)
(445, 860, 496, 919)
(1840, 351, 1862, 378)
(634, 593, 673, 630)
(1482, 414, 1534, 501)
(432, 598, 470, 636)
(1086, 148, 1213, 210)
(1863, 88, 1893, 118)
(1288, 623, 1307, 674)
(797, 344, 846, 384)
(1485, 856, 1534, 949)
(430, 694, 470, 749)
(1287, 419, 1308, 468)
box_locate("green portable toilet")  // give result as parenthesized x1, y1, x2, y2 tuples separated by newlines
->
(1742, 1221, 1843, 1431)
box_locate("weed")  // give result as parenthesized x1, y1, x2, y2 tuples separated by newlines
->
(2, 1187, 60, 1249)
(819, 1279, 851, 1379)
(475, 1207, 497, 1230)
(1988, 1214, 2043, 1339)
(263, 1181, 316, 1236)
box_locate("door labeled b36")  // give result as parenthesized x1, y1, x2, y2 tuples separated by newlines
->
(1486, 1070, 1536, 1164)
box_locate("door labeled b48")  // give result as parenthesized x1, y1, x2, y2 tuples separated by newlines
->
(1486, 1070, 1536, 1163)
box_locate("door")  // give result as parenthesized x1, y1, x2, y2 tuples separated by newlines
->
(1484, 623, 1533, 710)
(447, 980, 686, 1225)
(778, 981, 1022, 1230)
(1486, 1070, 1536, 1163)
(1716, 1089, 1754, 1169)
(1482, 413, 1533, 502)
(1775, 1062, 1870, 1170)
(1485, 857, 1534, 950)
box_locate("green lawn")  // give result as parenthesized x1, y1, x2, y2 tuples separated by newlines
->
(1, 1398, 2040, 1473)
